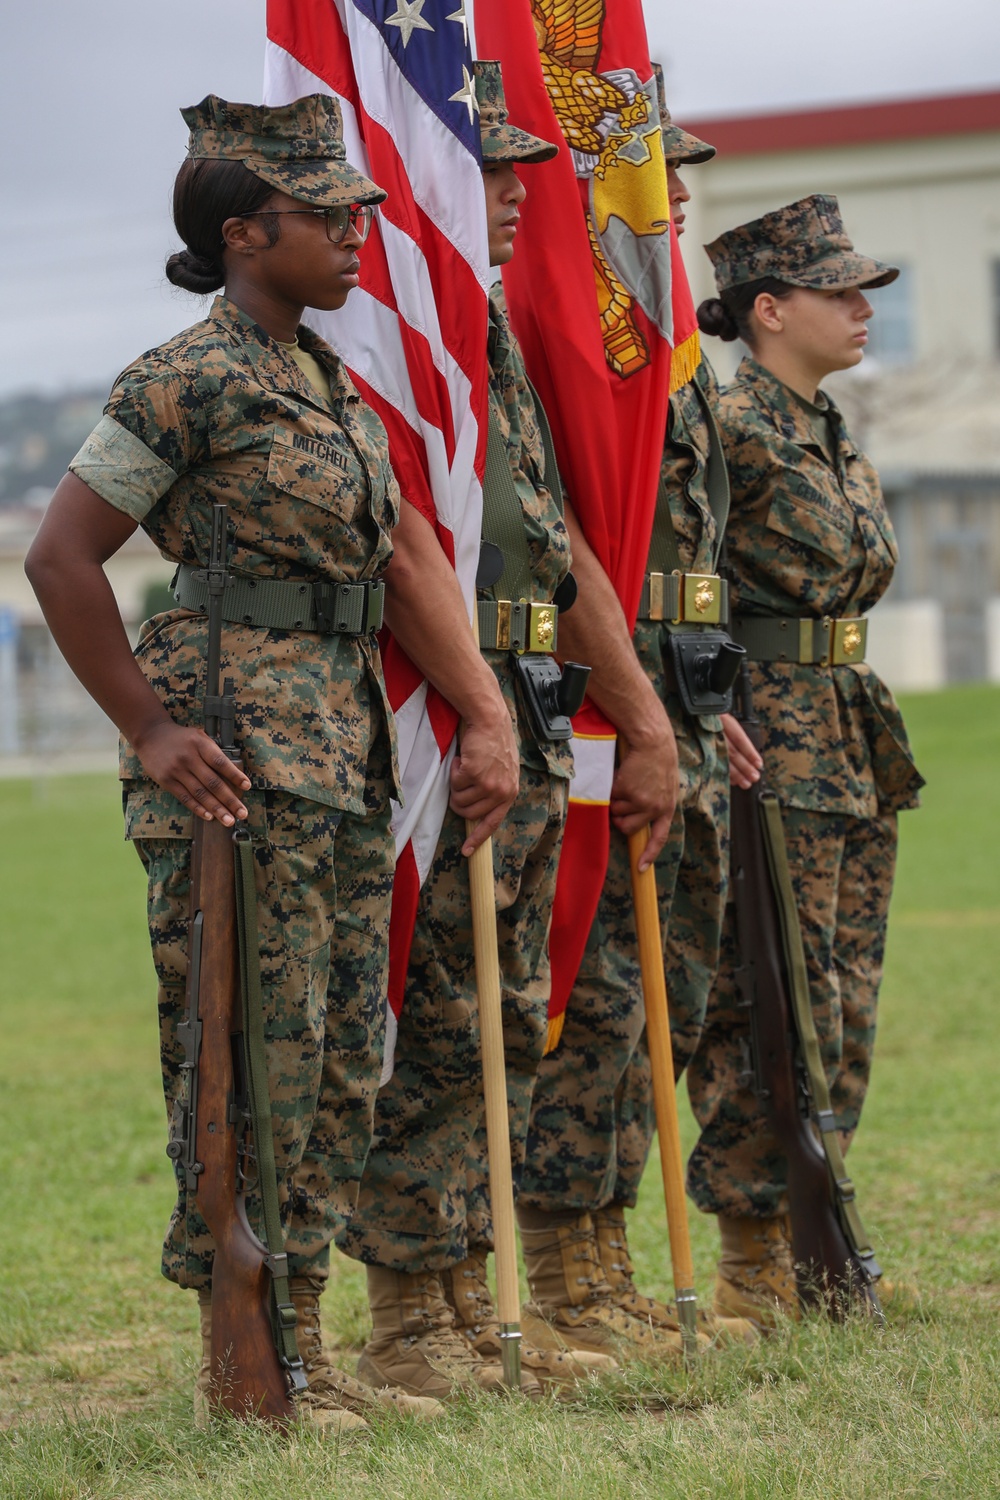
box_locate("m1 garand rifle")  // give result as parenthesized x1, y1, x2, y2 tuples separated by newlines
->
(167, 503, 307, 1419)
(729, 660, 884, 1320)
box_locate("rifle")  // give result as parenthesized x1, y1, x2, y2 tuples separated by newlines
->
(166, 503, 307, 1419)
(729, 661, 883, 1320)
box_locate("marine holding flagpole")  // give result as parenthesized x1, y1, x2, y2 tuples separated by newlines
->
(339, 60, 614, 1403)
(514, 68, 753, 1357)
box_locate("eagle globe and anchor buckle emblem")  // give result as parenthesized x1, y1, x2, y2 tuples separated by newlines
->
(819, 617, 868, 665)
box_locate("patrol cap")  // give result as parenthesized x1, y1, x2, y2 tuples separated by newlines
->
(474, 61, 558, 165)
(706, 194, 899, 293)
(653, 63, 716, 165)
(181, 93, 387, 208)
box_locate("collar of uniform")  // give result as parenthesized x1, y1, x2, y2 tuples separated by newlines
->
(734, 354, 856, 459)
(207, 295, 357, 409)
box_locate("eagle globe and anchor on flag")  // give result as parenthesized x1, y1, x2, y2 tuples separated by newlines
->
(535, 1, 678, 378)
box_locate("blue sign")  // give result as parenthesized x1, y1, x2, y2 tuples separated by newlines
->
(0, 607, 19, 647)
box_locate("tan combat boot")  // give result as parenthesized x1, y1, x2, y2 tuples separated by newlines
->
(358, 1263, 507, 1400)
(290, 1275, 443, 1423)
(192, 1284, 370, 1434)
(518, 1210, 684, 1364)
(441, 1248, 618, 1395)
(714, 1215, 799, 1326)
(594, 1205, 757, 1348)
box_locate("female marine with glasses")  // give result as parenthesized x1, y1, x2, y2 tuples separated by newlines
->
(24, 94, 441, 1431)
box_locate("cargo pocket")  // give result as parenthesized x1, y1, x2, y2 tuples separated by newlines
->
(124, 780, 194, 843)
(852, 670, 925, 812)
(124, 781, 193, 996)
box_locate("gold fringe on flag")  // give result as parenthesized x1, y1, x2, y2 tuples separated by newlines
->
(544, 1010, 566, 1055)
(669, 328, 700, 394)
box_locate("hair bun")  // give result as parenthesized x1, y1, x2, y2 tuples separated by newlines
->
(697, 297, 739, 342)
(165, 247, 224, 294)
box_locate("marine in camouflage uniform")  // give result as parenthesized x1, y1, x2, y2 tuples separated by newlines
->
(53, 95, 443, 1429)
(339, 62, 611, 1401)
(686, 196, 924, 1320)
(515, 90, 754, 1355)
(91, 289, 401, 1286)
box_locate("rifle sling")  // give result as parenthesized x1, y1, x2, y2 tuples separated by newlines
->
(483, 404, 533, 607)
(644, 378, 731, 622)
(757, 791, 882, 1284)
(526, 376, 564, 518)
(694, 380, 731, 570)
(481, 375, 567, 606)
(233, 830, 308, 1394)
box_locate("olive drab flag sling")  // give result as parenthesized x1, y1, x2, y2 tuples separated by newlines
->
(474, 0, 701, 1048)
(264, 0, 490, 1080)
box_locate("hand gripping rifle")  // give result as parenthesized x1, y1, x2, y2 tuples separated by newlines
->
(166, 504, 307, 1419)
(729, 661, 884, 1320)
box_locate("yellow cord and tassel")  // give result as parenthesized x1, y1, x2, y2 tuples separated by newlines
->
(544, 1009, 567, 1056)
(669, 328, 701, 394)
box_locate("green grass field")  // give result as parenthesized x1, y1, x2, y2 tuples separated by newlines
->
(1, 685, 998, 1498)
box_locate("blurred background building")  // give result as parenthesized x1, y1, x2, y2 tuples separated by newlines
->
(681, 88, 1000, 690)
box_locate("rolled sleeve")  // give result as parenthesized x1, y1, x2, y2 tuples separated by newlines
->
(69, 414, 180, 521)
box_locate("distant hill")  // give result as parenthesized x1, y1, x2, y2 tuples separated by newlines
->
(0, 390, 106, 507)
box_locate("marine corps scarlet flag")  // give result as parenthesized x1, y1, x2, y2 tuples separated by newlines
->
(474, 0, 700, 1047)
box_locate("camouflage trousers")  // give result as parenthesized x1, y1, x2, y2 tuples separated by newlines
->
(127, 767, 394, 1290)
(338, 767, 568, 1272)
(686, 804, 899, 1219)
(519, 707, 728, 1214)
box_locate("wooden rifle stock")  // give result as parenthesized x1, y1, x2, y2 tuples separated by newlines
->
(729, 665, 882, 1318)
(182, 819, 295, 1421)
(167, 504, 300, 1421)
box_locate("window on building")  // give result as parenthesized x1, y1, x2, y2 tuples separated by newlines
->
(864, 264, 914, 366)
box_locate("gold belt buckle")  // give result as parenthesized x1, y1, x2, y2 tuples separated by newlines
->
(495, 600, 512, 651)
(831, 616, 867, 666)
(527, 601, 558, 653)
(647, 571, 665, 622)
(680, 573, 722, 625)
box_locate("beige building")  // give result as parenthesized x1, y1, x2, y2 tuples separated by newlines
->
(678, 90, 1000, 686)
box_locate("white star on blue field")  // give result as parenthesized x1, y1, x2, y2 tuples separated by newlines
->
(385, 0, 434, 47)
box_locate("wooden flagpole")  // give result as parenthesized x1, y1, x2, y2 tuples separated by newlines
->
(627, 824, 700, 1363)
(464, 605, 521, 1389)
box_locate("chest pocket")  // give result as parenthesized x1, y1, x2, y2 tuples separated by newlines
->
(765, 473, 855, 566)
(265, 434, 366, 525)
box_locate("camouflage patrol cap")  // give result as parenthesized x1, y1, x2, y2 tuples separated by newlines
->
(181, 94, 387, 208)
(706, 194, 898, 293)
(653, 64, 715, 165)
(474, 61, 558, 165)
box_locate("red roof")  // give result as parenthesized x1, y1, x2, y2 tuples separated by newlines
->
(684, 90, 1000, 158)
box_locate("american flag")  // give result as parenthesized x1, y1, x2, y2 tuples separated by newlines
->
(264, 0, 489, 1076)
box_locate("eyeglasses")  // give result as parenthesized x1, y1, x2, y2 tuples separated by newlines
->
(238, 203, 374, 244)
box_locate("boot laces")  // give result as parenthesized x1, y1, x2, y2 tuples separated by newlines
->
(459, 1262, 495, 1334)
(570, 1232, 613, 1303)
(401, 1284, 483, 1370)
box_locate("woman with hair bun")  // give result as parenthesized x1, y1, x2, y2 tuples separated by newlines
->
(685, 195, 924, 1323)
(25, 94, 444, 1431)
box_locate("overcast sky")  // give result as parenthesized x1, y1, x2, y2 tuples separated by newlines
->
(2, 0, 999, 399)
